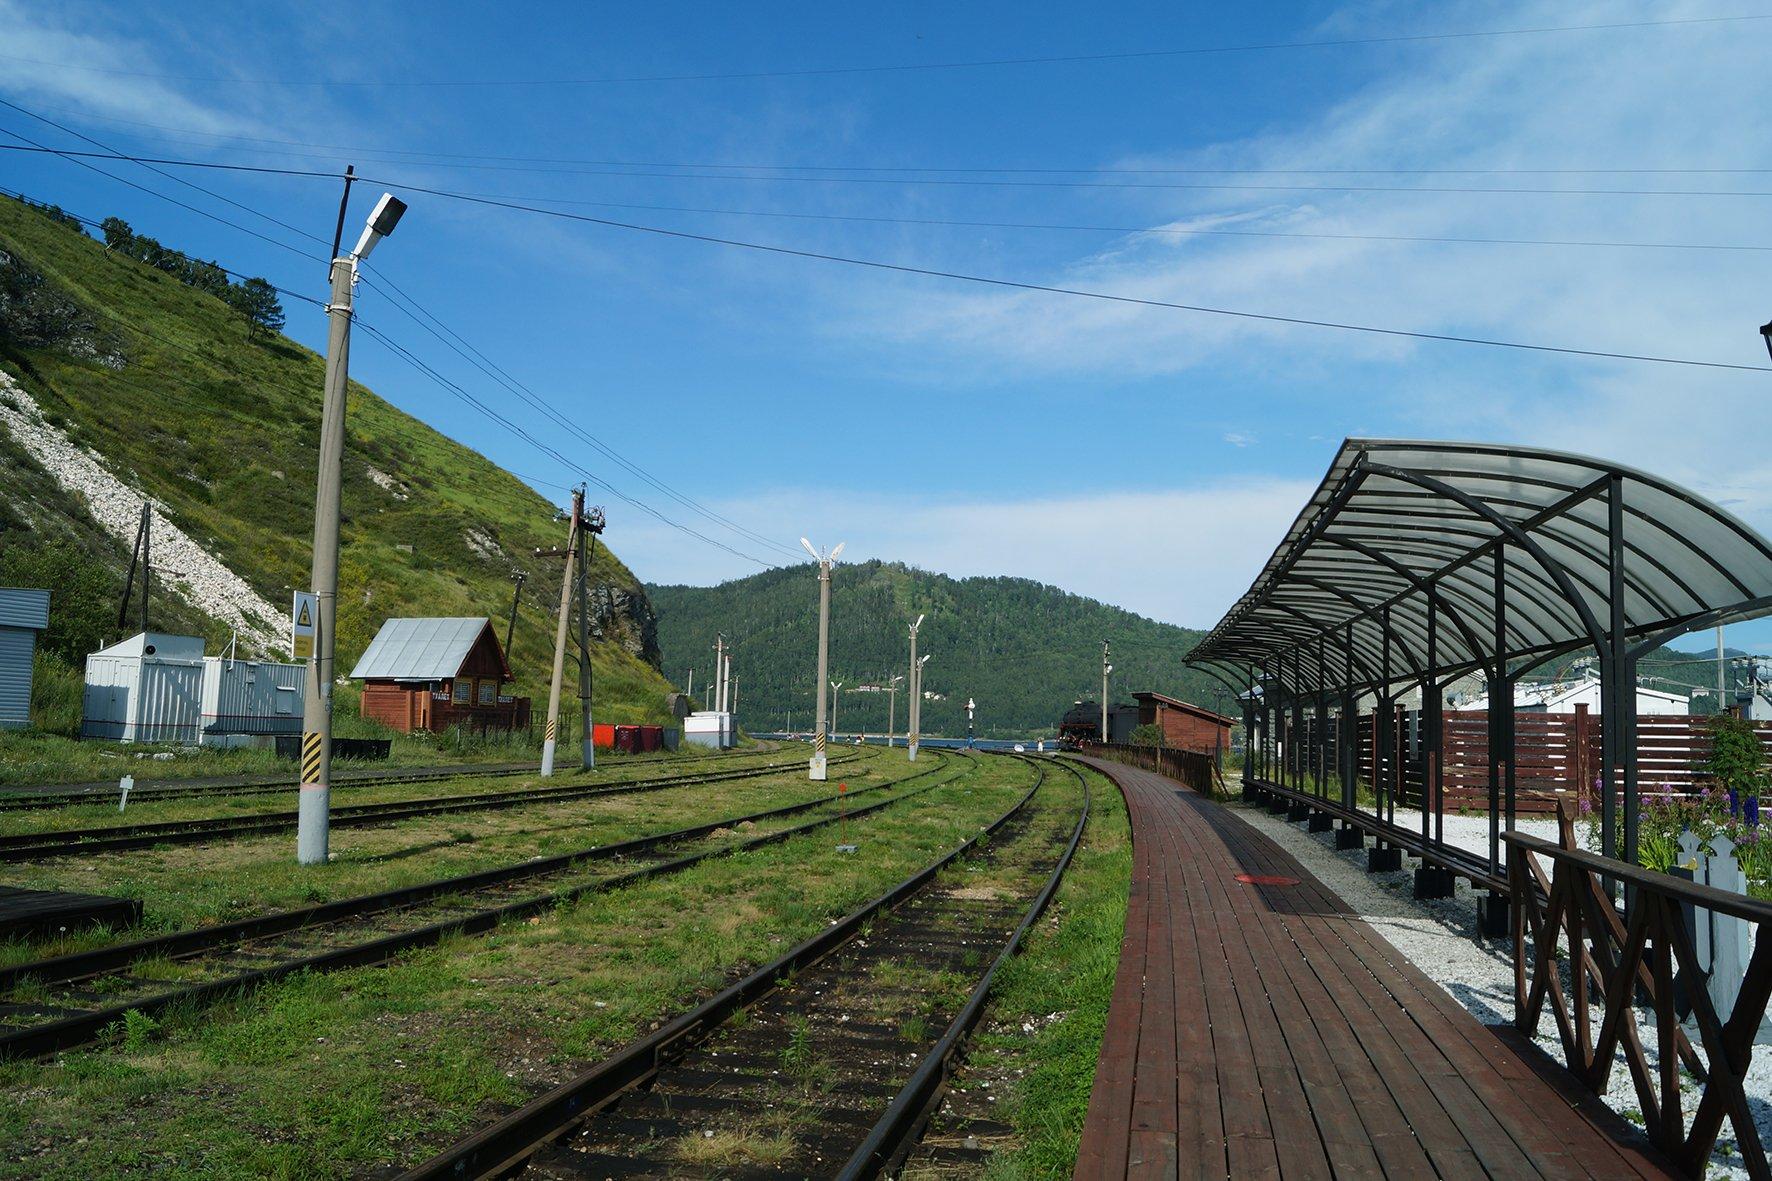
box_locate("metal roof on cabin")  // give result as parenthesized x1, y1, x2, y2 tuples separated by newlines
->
(350, 618, 497, 681)
(0, 588, 50, 632)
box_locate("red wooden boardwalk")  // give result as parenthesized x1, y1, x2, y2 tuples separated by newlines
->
(1073, 758, 1680, 1181)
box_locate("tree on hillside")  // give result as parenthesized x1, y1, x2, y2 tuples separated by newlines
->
(99, 217, 134, 252)
(227, 277, 285, 337)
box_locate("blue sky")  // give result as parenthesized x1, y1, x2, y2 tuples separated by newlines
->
(3, 1, 1771, 657)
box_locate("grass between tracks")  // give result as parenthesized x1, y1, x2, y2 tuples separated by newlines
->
(907, 762, 1130, 1180)
(0, 744, 795, 836)
(0, 752, 1036, 1179)
(0, 746, 881, 965)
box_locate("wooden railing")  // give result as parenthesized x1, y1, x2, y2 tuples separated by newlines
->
(1090, 742, 1223, 797)
(1507, 810, 1772, 1177)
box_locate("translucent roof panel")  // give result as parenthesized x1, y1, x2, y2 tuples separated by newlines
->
(1186, 440, 1772, 693)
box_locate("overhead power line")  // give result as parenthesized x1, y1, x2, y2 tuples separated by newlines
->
(30, 107, 1772, 176)
(0, 13, 1764, 86)
(10, 142, 1772, 198)
(355, 177, 1772, 375)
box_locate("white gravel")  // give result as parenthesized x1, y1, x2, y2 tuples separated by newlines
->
(1231, 794, 1768, 1178)
(0, 371, 282, 650)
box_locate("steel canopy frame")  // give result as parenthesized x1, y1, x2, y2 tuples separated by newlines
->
(1187, 439, 1772, 874)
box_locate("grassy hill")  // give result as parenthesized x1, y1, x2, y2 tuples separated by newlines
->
(0, 194, 673, 730)
(648, 560, 1227, 737)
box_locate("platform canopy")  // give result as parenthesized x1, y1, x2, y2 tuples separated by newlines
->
(1186, 439, 1772, 695)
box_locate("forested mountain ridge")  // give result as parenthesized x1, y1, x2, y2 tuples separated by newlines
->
(648, 560, 1228, 737)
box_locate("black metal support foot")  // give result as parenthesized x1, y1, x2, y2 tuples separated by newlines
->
(1413, 866, 1454, 899)
(1479, 892, 1510, 938)
(1287, 802, 1312, 822)
(1335, 823, 1365, 850)
(1307, 812, 1334, 833)
(1367, 843, 1403, 872)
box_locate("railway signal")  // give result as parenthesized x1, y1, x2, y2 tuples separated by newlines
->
(298, 188, 407, 866)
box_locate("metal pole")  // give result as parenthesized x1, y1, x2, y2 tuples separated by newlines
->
(1487, 544, 1506, 877)
(888, 677, 897, 748)
(139, 504, 150, 636)
(539, 489, 581, 777)
(1101, 641, 1110, 742)
(1718, 624, 1727, 714)
(811, 554, 832, 780)
(577, 510, 600, 771)
(908, 620, 921, 761)
(296, 253, 357, 866)
(831, 681, 841, 742)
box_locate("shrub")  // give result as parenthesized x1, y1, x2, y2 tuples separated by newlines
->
(1706, 713, 1765, 794)
(1126, 722, 1165, 747)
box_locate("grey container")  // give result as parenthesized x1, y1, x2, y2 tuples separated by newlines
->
(201, 655, 305, 740)
(81, 632, 205, 743)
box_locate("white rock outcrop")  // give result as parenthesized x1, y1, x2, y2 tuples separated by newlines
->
(0, 371, 282, 650)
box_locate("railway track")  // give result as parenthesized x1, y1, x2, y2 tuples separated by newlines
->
(0, 751, 865, 863)
(396, 755, 1089, 1181)
(0, 751, 959, 1060)
(0, 748, 791, 811)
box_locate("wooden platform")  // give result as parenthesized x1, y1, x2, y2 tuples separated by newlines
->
(0, 885, 142, 939)
(1072, 758, 1680, 1180)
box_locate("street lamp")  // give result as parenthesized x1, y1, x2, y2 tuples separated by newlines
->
(907, 614, 926, 761)
(967, 697, 976, 749)
(297, 190, 407, 867)
(802, 537, 844, 780)
(830, 680, 844, 743)
(1101, 640, 1113, 746)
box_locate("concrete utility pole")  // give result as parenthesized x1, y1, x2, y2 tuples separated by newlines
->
(1101, 641, 1113, 744)
(298, 190, 406, 866)
(907, 614, 925, 761)
(538, 487, 583, 777)
(801, 537, 844, 780)
(714, 635, 726, 713)
(504, 569, 526, 662)
(1719, 624, 1727, 714)
(831, 681, 843, 742)
(887, 673, 903, 747)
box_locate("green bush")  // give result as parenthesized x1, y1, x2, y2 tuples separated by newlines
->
(1126, 722, 1165, 746)
(29, 650, 82, 735)
(1706, 713, 1766, 794)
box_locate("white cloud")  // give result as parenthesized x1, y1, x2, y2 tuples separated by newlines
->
(0, 2, 272, 139)
(607, 478, 1316, 630)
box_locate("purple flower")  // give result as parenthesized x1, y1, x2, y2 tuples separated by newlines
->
(1750, 795, 1762, 829)
(1578, 795, 1594, 817)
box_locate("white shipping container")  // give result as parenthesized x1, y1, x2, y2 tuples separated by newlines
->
(201, 656, 305, 739)
(81, 632, 205, 743)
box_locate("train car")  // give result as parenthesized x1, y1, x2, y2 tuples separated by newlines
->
(1057, 699, 1101, 748)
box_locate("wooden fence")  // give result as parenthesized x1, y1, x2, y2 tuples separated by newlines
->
(1271, 708, 1772, 815)
(1091, 742, 1223, 798)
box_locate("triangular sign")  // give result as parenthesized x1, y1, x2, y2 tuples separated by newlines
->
(296, 601, 312, 627)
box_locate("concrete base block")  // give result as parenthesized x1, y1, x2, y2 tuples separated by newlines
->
(1367, 843, 1403, 872)
(1413, 866, 1455, 899)
(1479, 892, 1510, 938)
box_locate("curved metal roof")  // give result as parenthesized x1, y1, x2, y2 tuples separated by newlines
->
(1186, 440, 1772, 694)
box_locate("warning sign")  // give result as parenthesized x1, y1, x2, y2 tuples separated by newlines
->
(292, 591, 317, 660)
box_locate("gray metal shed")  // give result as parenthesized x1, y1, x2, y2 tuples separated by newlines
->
(0, 588, 50, 731)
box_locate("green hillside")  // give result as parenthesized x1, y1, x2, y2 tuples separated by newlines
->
(648, 560, 1228, 737)
(0, 194, 672, 726)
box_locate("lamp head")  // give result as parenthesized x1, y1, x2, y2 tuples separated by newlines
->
(912, 613, 925, 632)
(351, 193, 407, 260)
(829, 541, 845, 562)
(799, 537, 819, 561)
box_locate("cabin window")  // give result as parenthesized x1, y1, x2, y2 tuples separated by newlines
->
(478, 680, 496, 706)
(452, 680, 471, 704)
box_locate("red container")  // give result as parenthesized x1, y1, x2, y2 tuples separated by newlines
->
(592, 723, 616, 749)
(613, 725, 640, 754)
(639, 725, 664, 753)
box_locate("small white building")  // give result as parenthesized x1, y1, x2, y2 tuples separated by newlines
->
(83, 632, 305, 744)
(683, 711, 734, 749)
(82, 632, 206, 743)
(200, 653, 305, 743)
(1466, 672, 1689, 716)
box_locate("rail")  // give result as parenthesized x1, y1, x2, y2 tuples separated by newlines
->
(1507, 818, 1772, 1178)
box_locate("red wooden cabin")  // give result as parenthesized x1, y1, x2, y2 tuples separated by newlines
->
(350, 617, 530, 734)
(1132, 691, 1235, 758)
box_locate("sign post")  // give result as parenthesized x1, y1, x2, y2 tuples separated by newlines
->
(291, 591, 317, 661)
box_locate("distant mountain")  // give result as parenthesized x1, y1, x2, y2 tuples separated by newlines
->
(0, 193, 673, 724)
(648, 560, 1227, 737)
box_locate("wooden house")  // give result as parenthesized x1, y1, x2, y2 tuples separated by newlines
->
(350, 617, 530, 734)
(1132, 691, 1236, 758)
